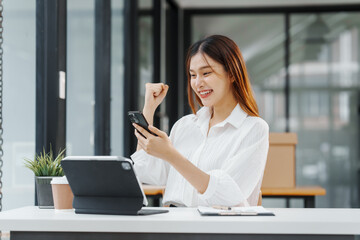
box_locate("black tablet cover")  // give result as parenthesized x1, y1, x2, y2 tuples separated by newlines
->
(61, 156, 168, 215)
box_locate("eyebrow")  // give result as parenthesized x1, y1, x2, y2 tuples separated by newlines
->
(189, 66, 213, 72)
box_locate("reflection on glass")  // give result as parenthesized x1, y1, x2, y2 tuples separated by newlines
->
(139, 0, 152, 10)
(139, 16, 153, 108)
(290, 13, 360, 207)
(192, 15, 285, 131)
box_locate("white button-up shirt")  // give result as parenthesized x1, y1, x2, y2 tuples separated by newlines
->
(131, 104, 269, 207)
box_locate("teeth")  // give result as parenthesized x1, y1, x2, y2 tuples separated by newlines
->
(200, 90, 212, 95)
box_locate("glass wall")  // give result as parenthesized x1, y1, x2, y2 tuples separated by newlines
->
(2, 0, 36, 210)
(67, 0, 95, 156)
(192, 12, 360, 208)
(138, 0, 153, 109)
(67, 0, 125, 156)
(290, 13, 360, 207)
(111, 0, 125, 156)
(1, 0, 125, 211)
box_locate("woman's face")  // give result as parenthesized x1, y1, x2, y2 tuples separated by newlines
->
(190, 53, 235, 109)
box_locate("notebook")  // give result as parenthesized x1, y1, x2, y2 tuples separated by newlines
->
(61, 156, 168, 215)
(198, 206, 275, 216)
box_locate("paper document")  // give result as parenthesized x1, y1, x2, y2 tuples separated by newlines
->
(198, 206, 275, 216)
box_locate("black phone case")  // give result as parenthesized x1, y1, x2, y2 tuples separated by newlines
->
(128, 111, 157, 137)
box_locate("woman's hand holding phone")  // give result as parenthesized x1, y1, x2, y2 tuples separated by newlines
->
(133, 123, 175, 161)
(128, 111, 157, 137)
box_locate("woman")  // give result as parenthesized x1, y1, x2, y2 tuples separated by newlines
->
(131, 35, 269, 207)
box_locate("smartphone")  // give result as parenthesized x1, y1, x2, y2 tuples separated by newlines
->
(128, 111, 157, 137)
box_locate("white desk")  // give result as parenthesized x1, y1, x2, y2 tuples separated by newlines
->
(0, 206, 359, 240)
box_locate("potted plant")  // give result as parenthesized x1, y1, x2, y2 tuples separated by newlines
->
(24, 147, 65, 208)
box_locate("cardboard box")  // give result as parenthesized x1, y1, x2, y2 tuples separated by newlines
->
(261, 133, 298, 188)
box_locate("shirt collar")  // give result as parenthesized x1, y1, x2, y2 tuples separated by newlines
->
(195, 107, 211, 136)
(195, 104, 248, 134)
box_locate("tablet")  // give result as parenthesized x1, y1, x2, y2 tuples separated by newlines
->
(61, 156, 168, 215)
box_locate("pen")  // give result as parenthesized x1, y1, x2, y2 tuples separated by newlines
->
(212, 205, 232, 210)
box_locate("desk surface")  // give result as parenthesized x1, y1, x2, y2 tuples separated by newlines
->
(0, 206, 359, 235)
(142, 184, 165, 195)
(142, 185, 326, 197)
(261, 186, 326, 196)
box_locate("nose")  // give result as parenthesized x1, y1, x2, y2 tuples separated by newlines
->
(194, 75, 203, 88)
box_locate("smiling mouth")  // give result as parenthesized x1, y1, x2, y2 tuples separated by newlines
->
(199, 89, 213, 98)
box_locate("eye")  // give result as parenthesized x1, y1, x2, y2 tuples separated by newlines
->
(190, 74, 196, 78)
(204, 72, 212, 76)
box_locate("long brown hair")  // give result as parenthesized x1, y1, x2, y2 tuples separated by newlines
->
(186, 35, 259, 117)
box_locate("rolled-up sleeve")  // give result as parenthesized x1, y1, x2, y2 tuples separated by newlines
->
(198, 120, 269, 206)
(131, 149, 170, 185)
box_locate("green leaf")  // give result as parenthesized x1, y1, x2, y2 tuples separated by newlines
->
(23, 146, 66, 176)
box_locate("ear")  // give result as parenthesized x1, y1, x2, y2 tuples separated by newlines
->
(229, 74, 235, 83)
(228, 72, 235, 83)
